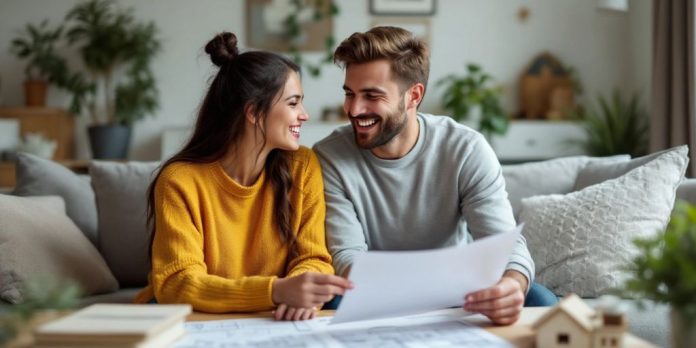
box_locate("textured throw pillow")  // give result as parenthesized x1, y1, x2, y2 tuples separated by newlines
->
(90, 161, 159, 287)
(573, 147, 680, 191)
(503, 155, 629, 219)
(0, 195, 118, 303)
(520, 146, 688, 297)
(12, 153, 98, 245)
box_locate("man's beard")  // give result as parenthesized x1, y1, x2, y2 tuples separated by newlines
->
(351, 101, 408, 149)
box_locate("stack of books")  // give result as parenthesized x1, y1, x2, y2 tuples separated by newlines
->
(33, 304, 192, 347)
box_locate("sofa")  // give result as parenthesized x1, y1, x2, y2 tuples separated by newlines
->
(0, 146, 689, 347)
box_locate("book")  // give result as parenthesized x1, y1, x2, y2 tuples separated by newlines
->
(34, 303, 192, 347)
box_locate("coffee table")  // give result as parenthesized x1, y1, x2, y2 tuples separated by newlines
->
(187, 307, 656, 348)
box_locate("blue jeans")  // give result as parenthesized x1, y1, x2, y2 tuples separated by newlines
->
(322, 282, 558, 310)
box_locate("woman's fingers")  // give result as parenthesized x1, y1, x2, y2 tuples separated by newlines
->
(273, 304, 287, 321)
(284, 307, 297, 321)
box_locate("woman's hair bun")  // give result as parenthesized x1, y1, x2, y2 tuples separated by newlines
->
(205, 32, 239, 67)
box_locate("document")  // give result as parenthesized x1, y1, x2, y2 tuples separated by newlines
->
(332, 225, 522, 323)
(175, 308, 513, 348)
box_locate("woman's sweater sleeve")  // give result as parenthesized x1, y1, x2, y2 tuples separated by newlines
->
(286, 150, 335, 277)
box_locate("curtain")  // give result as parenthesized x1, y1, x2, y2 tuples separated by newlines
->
(651, 0, 695, 176)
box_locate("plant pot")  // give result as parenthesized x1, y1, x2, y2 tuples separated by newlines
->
(671, 309, 696, 348)
(88, 124, 131, 159)
(24, 80, 47, 107)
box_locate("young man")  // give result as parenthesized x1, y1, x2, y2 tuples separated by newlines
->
(313, 26, 556, 325)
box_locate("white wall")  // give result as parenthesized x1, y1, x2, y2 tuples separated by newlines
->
(0, 0, 651, 160)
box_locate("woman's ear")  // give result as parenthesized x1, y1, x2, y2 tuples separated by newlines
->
(244, 104, 259, 126)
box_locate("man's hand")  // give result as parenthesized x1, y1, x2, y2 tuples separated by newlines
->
(272, 272, 353, 309)
(463, 270, 528, 325)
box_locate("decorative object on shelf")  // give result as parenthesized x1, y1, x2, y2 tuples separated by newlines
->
(519, 52, 578, 120)
(17, 133, 57, 159)
(533, 293, 627, 348)
(320, 104, 346, 122)
(246, 0, 339, 77)
(576, 89, 648, 157)
(622, 201, 696, 348)
(370, 0, 436, 16)
(437, 63, 509, 139)
(63, 0, 161, 159)
(517, 7, 530, 22)
(0, 107, 75, 161)
(0, 119, 19, 161)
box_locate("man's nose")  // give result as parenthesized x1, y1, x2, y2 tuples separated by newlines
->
(346, 99, 366, 117)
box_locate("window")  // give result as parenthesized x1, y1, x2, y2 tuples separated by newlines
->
(557, 333, 570, 344)
(611, 337, 618, 346)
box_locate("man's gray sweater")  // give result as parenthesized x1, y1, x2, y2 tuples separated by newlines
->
(313, 113, 534, 286)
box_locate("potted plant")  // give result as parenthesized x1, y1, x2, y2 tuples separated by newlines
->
(9, 20, 67, 107)
(577, 89, 649, 157)
(623, 201, 696, 348)
(437, 63, 509, 140)
(63, 0, 161, 159)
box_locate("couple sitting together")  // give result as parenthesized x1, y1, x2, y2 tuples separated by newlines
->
(133, 26, 557, 324)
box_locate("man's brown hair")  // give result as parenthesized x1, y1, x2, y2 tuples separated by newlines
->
(333, 26, 430, 94)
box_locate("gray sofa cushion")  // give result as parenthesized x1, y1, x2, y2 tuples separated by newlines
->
(12, 153, 98, 245)
(90, 161, 159, 287)
(502, 155, 629, 219)
(520, 146, 688, 297)
(0, 195, 118, 303)
(573, 146, 680, 191)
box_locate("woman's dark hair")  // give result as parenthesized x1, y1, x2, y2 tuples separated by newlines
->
(146, 32, 301, 260)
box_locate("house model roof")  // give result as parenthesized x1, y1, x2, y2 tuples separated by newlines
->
(532, 293, 599, 332)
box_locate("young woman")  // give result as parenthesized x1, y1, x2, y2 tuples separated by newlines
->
(134, 32, 352, 321)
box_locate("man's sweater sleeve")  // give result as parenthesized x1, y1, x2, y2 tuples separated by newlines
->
(314, 145, 368, 277)
(458, 135, 535, 290)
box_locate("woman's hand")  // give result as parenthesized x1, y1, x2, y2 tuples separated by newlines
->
(272, 272, 353, 309)
(273, 304, 317, 321)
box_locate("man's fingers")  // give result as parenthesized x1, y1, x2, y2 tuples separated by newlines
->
(479, 306, 522, 320)
(274, 304, 287, 321)
(464, 294, 522, 311)
(490, 314, 520, 326)
(466, 281, 517, 302)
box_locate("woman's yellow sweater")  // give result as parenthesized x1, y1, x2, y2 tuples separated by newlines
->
(133, 147, 334, 313)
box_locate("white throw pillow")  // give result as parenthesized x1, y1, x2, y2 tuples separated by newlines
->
(520, 146, 688, 297)
(503, 155, 629, 219)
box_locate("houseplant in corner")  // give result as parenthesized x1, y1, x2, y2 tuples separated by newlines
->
(63, 0, 161, 159)
(437, 63, 509, 140)
(9, 20, 69, 107)
(10, 20, 93, 112)
(623, 201, 696, 348)
(577, 89, 649, 157)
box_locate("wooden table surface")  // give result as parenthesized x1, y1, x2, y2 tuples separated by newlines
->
(187, 307, 656, 348)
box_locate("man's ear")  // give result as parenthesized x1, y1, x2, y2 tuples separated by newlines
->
(406, 83, 425, 109)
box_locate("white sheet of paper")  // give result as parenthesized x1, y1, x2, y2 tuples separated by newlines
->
(331, 224, 523, 324)
(175, 308, 513, 348)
